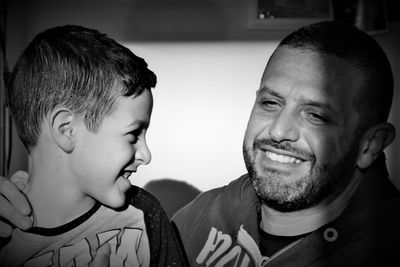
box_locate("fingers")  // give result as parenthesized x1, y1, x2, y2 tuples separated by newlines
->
(0, 176, 33, 236)
(0, 220, 13, 238)
(0, 194, 33, 237)
(10, 171, 29, 192)
(0, 175, 31, 216)
(90, 244, 111, 267)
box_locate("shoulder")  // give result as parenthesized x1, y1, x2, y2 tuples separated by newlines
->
(126, 185, 165, 215)
(124, 185, 171, 235)
(171, 185, 223, 227)
(125, 186, 189, 266)
(172, 174, 251, 230)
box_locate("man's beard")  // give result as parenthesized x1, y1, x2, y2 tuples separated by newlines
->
(243, 139, 358, 212)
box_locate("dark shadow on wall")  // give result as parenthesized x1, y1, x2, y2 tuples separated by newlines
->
(144, 178, 202, 219)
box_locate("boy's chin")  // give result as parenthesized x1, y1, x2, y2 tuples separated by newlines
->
(103, 193, 128, 209)
(104, 185, 131, 209)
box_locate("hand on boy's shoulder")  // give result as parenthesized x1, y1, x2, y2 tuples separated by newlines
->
(10, 171, 29, 190)
(0, 171, 32, 238)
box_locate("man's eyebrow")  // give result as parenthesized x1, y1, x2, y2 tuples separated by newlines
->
(256, 86, 282, 98)
(298, 97, 336, 113)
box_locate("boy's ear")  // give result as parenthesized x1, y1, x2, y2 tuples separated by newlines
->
(49, 108, 77, 153)
(357, 122, 396, 169)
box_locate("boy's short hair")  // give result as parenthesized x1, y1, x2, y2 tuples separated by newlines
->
(7, 25, 157, 152)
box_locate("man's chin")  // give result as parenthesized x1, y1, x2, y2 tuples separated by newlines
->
(250, 173, 322, 212)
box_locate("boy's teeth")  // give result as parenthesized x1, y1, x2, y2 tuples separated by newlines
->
(122, 172, 132, 179)
(265, 151, 301, 164)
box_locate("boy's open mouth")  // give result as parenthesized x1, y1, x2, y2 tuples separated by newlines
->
(120, 170, 133, 180)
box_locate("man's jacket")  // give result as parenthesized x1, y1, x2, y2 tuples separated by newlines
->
(172, 155, 400, 266)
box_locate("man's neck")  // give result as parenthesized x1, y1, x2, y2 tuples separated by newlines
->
(26, 151, 95, 229)
(260, 170, 363, 236)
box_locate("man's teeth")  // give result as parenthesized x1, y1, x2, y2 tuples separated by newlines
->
(265, 151, 302, 164)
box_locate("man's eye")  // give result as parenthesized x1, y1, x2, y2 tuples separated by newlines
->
(263, 100, 278, 106)
(259, 99, 280, 109)
(307, 113, 329, 124)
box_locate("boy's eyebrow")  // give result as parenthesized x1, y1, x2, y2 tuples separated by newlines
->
(124, 120, 149, 130)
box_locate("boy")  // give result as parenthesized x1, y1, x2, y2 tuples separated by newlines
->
(1, 25, 187, 266)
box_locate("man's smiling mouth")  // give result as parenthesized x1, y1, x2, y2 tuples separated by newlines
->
(265, 151, 302, 164)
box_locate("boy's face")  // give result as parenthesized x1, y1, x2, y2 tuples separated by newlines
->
(71, 89, 153, 208)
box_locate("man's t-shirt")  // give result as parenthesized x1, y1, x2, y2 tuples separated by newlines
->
(259, 227, 306, 257)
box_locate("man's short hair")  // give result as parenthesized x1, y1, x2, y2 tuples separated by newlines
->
(276, 21, 393, 131)
(7, 25, 156, 152)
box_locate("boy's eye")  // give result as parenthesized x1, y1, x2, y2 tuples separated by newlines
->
(127, 129, 142, 143)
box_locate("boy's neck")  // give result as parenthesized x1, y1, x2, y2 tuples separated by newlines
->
(26, 150, 96, 228)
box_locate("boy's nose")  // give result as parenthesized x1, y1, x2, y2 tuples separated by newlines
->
(135, 141, 152, 166)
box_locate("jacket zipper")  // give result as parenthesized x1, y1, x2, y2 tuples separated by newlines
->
(261, 238, 304, 266)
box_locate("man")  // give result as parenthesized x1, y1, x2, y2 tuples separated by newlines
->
(172, 21, 399, 266)
(1, 21, 399, 266)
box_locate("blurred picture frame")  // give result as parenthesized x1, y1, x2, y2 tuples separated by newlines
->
(247, 0, 333, 30)
(332, 0, 388, 35)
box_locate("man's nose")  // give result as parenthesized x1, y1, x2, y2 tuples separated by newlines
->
(268, 110, 299, 143)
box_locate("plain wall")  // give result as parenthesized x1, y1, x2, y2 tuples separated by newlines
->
(125, 41, 274, 191)
(4, 0, 400, 192)
(125, 40, 400, 191)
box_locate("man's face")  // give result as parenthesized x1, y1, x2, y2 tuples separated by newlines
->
(71, 89, 153, 208)
(243, 47, 365, 212)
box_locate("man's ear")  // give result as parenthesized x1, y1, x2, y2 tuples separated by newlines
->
(357, 122, 396, 169)
(49, 107, 77, 153)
